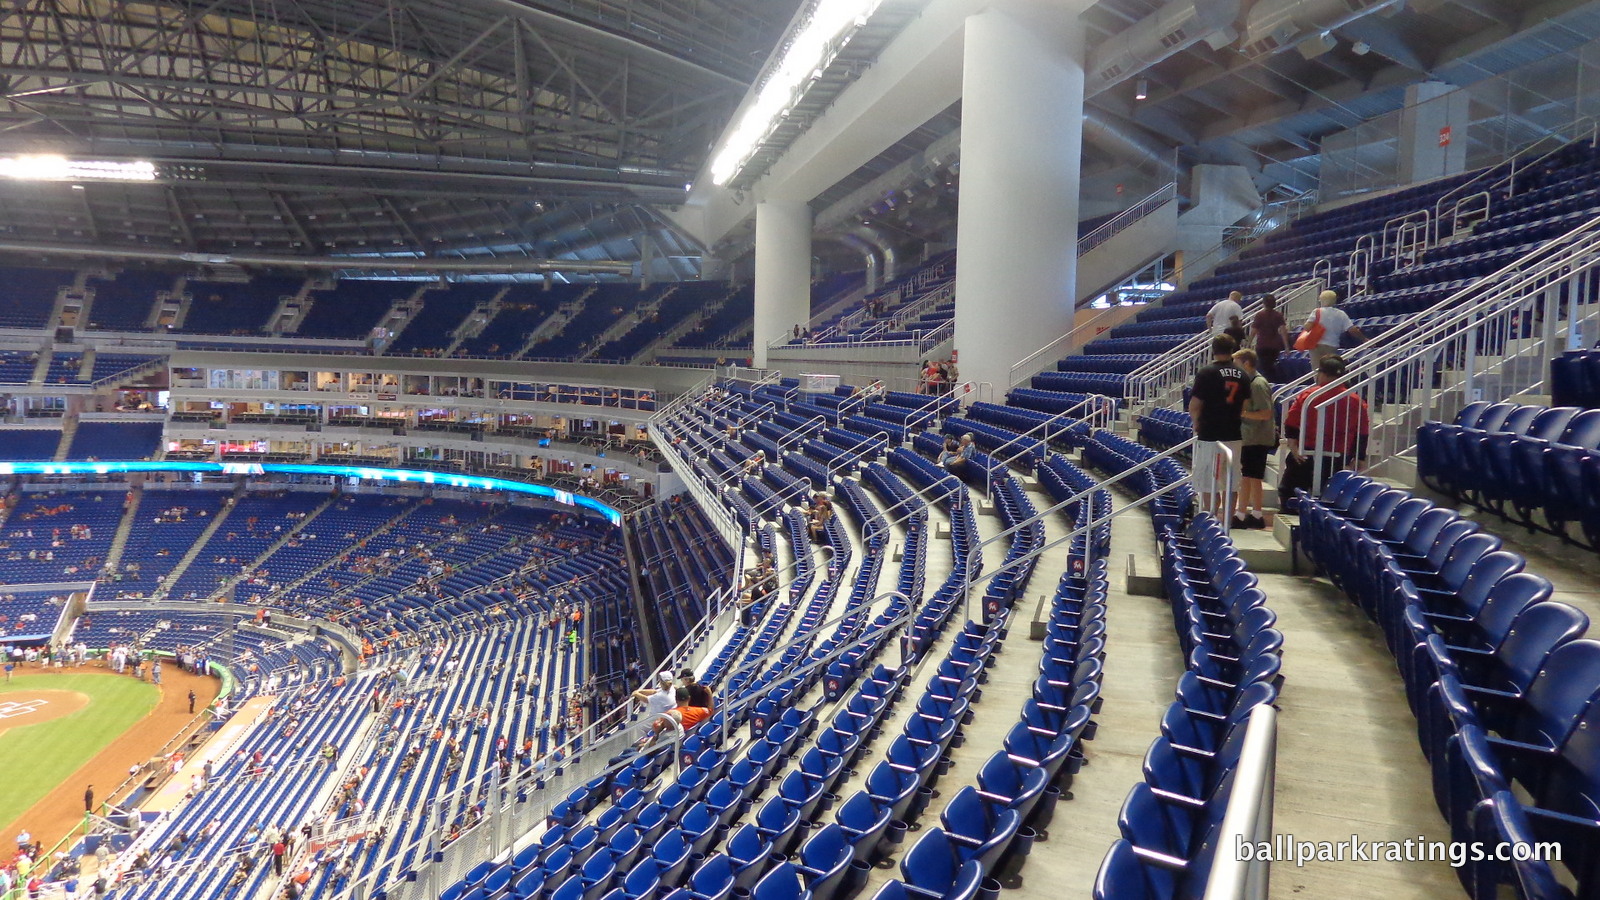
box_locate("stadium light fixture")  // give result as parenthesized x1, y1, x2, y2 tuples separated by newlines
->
(0, 155, 157, 182)
(708, 0, 885, 186)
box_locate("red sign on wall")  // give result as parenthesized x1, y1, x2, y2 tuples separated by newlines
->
(1439, 126, 1452, 147)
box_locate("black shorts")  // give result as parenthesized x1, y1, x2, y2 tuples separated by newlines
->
(1240, 445, 1271, 479)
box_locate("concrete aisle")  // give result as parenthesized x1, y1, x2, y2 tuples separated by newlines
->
(1015, 506, 1186, 897)
(1257, 571, 1460, 899)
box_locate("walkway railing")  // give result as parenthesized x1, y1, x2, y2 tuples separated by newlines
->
(1278, 212, 1600, 489)
(1078, 183, 1178, 255)
(1125, 278, 1323, 409)
(1203, 705, 1278, 900)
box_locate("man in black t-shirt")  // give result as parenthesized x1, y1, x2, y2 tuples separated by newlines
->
(679, 668, 713, 711)
(1188, 334, 1249, 521)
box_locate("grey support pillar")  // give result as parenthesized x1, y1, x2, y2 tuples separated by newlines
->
(753, 198, 813, 368)
(1399, 82, 1469, 184)
(953, 4, 1085, 395)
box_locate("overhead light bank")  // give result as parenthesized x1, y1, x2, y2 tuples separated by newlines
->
(708, 0, 887, 187)
(0, 155, 157, 182)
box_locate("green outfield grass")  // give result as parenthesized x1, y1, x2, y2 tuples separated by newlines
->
(0, 673, 160, 830)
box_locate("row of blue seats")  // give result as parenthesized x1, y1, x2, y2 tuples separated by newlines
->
(1095, 514, 1284, 899)
(442, 451, 923, 900)
(1031, 372, 1127, 399)
(1136, 410, 1191, 452)
(1417, 401, 1600, 549)
(1296, 473, 1599, 899)
(1553, 349, 1600, 411)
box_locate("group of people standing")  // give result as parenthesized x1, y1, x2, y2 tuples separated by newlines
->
(1191, 289, 1372, 528)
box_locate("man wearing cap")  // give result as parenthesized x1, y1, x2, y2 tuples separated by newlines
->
(679, 669, 713, 711)
(631, 672, 677, 738)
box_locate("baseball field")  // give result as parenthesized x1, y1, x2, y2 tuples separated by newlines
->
(0, 666, 219, 854)
(0, 673, 160, 830)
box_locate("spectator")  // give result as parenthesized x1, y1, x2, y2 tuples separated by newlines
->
(1232, 349, 1275, 529)
(1187, 334, 1248, 521)
(939, 434, 975, 478)
(806, 493, 832, 543)
(678, 668, 712, 710)
(1282, 355, 1371, 501)
(631, 671, 676, 738)
(1299, 290, 1367, 369)
(741, 451, 766, 476)
(1251, 294, 1289, 380)
(1207, 290, 1245, 340)
(636, 688, 710, 745)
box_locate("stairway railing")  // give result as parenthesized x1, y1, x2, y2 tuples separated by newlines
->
(1125, 279, 1323, 409)
(1078, 183, 1178, 255)
(1278, 212, 1600, 489)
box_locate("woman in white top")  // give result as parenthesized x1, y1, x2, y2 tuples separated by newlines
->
(1303, 290, 1368, 368)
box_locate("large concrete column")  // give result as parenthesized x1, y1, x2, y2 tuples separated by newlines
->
(953, 4, 1084, 396)
(753, 198, 813, 368)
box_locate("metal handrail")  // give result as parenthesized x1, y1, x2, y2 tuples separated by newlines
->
(1378, 209, 1429, 262)
(1202, 705, 1278, 900)
(1292, 228, 1600, 488)
(826, 431, 891, 482)
(730, 400, 778, 431)
(713, 589, 915, 745)
(774, 415, 826, 453)
(1078, 183, 1179, 255)
(1125, 278, 1321, 407)
(950, 442, 1197, 624)
(1272, 211, 1600, 406)
(1431, 120, 1598, 245)
(848, 466, 962, 543)
(975, 396, 1103, 499)
(957, 435, 1197, 619)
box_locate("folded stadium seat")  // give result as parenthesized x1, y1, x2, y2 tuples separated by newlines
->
(936, 785, 1023, 874)
(1115, 780, 1228, 867)
(1452, 405, 1545, 503)
(972, 753, 1051, 826)
(1480, 406, 1581, 515)
(1435, 642, 1600, 842)
(752, 863, 814, 900)
(1400, 567, 1563, 717)
(684, 854, 736, 900)
(834, 790, 893, 865)
(1414, 600, 1589, 730)
(753, 794, 804, 856)
(1530, 410, 1600, 527)
(792, 823, 854, 900)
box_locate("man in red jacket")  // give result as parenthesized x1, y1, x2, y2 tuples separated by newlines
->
(1283, 356, 1370, 496)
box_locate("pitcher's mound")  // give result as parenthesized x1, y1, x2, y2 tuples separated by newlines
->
(0, 691, 89, 734)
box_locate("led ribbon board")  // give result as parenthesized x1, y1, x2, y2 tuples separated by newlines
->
(0, 460, 622, 526)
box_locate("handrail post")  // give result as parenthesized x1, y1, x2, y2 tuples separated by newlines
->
(957, 434, 1197, 621)
(1201, 705, 1278, 900)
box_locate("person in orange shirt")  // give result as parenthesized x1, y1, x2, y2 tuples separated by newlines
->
(635, 688, 711, 747)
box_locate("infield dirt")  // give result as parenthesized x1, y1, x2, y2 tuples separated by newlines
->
(0, 665, 219, 854)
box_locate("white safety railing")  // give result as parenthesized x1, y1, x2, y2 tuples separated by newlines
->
(1078, 183, 1179, 255)
(1278, 212, 1600, 490)
(1125, 279, 1323, 409)
(1432, 123, 1600, 247)
(957, 434, 1198, 619)
(979, 395, 1110, 500)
